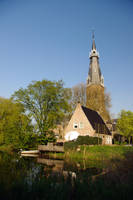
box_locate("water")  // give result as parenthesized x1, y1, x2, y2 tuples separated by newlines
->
(0, 152, 103, 182)
(0, 152, 104, 199)
(0, 152, 133, 199)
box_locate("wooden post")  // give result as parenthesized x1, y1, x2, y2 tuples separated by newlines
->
(104, 124, 106, 144)
(96, 124, 98, 145)
(83, 145, 86, 160)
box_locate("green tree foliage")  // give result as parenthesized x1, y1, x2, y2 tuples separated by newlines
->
(12, 80, 71, 143)
(117, 110, 133, 144)
(0, 97, 34, 149)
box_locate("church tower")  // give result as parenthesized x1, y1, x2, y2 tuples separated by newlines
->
(86, 35, 109, 121)
(87, 34, 104, 87)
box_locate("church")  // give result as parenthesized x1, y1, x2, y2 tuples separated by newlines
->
(86, 35, 110, 121)
(64, 35, 112, 145)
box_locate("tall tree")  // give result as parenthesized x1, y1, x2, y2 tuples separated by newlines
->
(104, 88, 112, 114)
(0, 97, 33, 149)
(12, 80, 71, 142)
(70, 83, 111, 121)
(70, 83, 86, 111)
(117, 110, 133, 144)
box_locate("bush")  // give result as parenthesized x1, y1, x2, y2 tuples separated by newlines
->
(64, 140, 78, 151)
(64, 136, 102, 150)
(76, 136, 90, 145)
(37, 131, 56, 145)
(76, 136, 102, 145)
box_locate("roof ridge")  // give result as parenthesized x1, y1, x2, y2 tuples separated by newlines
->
(81, 105, 98, 113)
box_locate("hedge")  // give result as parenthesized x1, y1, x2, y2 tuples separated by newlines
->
(64, 136, 102, 150)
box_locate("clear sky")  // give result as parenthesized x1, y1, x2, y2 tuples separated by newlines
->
(0, 0, 133, 117)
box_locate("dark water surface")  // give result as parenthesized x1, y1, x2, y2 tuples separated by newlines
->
(0, 152, 103, 182)
(0, 152, 104, 199)
(0, 152, 133, 200)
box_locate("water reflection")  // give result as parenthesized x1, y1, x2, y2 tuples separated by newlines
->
(37, 157, 77, 179)
(0, 152, 103, 185)
(36, 155, 103, 180)
(20, 152, 103, 180)
(0, 152, 132, 200)
(0, 152, 111, 200)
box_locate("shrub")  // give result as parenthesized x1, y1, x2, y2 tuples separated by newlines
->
(64, 136, 102, 150)
(76, 136, 90, 145)
(76, 136, 102, 145)
(64, 140, 78, 151)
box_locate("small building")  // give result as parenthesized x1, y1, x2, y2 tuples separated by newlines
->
(64, 103, 112, 145)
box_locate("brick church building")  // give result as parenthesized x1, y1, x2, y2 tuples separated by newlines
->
(64, 35, 112, 145)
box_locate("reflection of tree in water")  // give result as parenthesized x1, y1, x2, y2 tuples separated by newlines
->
(0, 153, 104, 185)
(0, 152, 44, 188)
(1, 152, 133, 199)
(37, 157, 103, 180)
(37, 157, 64, 178)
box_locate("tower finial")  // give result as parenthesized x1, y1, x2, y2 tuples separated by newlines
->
(92, 30, 96, 50)
(92, 30, 95, 40)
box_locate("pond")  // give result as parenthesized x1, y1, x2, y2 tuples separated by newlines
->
(0, 151, 103, 181)
(0, 151, 133, 200)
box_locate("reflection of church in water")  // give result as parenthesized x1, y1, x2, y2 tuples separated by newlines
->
(64, 35, 112, 145)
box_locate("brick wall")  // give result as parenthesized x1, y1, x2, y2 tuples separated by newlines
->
(64, 103, 95, 138)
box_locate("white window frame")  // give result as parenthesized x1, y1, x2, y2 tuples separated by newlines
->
(79, 122, 84, 129)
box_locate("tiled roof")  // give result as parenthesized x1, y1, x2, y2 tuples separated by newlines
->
(81, 106, 111, 135)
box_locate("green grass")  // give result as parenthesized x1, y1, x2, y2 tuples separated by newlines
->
(47, 145, 133, 163)
(0, 145, 13, 153)
(45, 145, 133, 175)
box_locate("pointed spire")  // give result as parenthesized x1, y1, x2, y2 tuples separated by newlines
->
(92, 31, 96, 50)
(87, 32, 104, 87)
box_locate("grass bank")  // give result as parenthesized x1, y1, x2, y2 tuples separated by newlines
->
(0, 145, 13, 153)
(66, 145, 133, 159)
(48, 145, 133, 161)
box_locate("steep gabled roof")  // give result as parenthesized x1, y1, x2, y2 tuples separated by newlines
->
(81, 106, 111, 135)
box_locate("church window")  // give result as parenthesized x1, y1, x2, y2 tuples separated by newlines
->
(73, 123, 78, 129)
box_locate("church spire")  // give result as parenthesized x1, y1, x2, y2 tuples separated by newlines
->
(87, 35, 104, 87)
(92, 32, 96, 50)
(86, 34, 110, 121)
(92, 39, 96, 50)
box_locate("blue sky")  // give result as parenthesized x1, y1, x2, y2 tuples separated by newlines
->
(0, 0, 133, 117)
